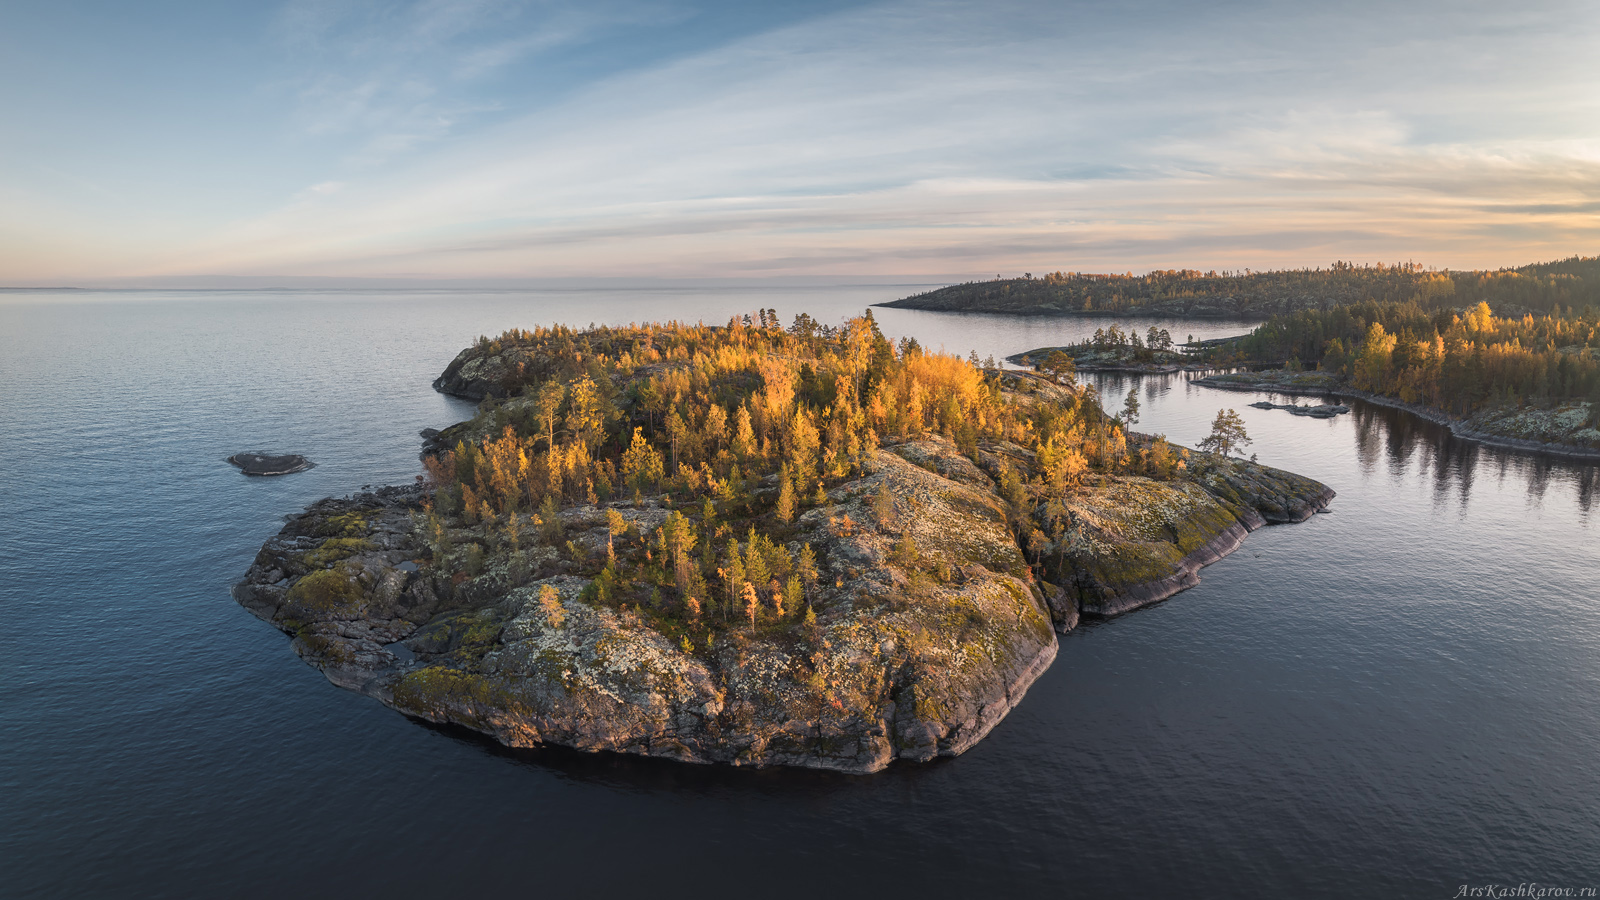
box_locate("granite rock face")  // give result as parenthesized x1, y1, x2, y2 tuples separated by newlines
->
(1032, 456, 1334, 620)
(432, 343, 556, 401)
(235, 438, 1059, 773)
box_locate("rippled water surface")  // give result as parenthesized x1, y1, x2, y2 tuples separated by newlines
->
(2, 288, 1596, 898)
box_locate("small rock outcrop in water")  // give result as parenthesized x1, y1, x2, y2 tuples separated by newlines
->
(1248, 400, 1350, 418)
(228, 453, 313, 476)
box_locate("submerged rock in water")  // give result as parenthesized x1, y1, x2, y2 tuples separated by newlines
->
(228, 452, 314, 476)
(1248, 400, 1349, 418)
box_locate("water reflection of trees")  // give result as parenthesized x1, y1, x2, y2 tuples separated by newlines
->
(1091, 371, 1181, 410)
(1350, 402, 1384, 478)
(1350, 399, 1479, 507)
(1348, 395, 1596, 518)
(1099, 372, 1593, 520)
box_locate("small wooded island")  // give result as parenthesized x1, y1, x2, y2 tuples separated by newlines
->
(235, 312, 1332, 772)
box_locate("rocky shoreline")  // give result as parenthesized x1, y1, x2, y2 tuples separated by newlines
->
(1071, 519, 1251, 618)
(1039, 459, 1335, 620)
(1196, 373, 1600, 463)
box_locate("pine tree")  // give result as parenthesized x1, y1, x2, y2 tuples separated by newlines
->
(797, 543, 818, 590)
(775, 473, 796, 523)
(744, 527, 769, 588)
(539, 494, 563, 542)
(539, 584, 565, 628)
(605, 508, 626, 562)
(534, 381, 565, 451)
(784, 576, 804, 619)
(1040, 350, 1076, 384)
(665, 408, 688, 472)
(733, 404, 756, 460)
(723, 540, 745, 620)
(1197, 409, 1251, 457)
(789, 408, 820, 482)
(621, 427, 664, 494)
(742, 582, 760, 628)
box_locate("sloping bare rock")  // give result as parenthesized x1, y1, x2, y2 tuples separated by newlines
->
(1038, 456, 1333, 620)
(433, 344, 557, 400)
(891, 434, 995, 491)
(234, 439, 1057, 774)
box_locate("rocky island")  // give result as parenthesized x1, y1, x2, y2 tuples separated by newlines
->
(1008, 323, 1198, 374)
(235, 312, 1333, 773)
(228, 452, 313, 476)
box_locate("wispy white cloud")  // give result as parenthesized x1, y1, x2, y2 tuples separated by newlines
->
(10, 0, 1600, 282)
(272, 0, 679, 164)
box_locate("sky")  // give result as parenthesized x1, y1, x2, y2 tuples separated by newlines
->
(1, 0, 1597, 285)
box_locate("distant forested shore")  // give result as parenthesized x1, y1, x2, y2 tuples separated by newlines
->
(878, 256, 1600, 320)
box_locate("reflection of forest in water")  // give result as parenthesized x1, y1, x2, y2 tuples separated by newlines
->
(1088, 368, 1598, 518)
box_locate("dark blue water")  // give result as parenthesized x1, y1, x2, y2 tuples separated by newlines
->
(2, 289, 1596, 898)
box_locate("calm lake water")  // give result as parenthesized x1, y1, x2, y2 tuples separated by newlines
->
(2, 288, 1596, 898)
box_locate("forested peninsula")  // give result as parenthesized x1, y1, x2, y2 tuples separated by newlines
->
(1193, 289, 1600, 456)
(878, 256, 1600, 320)
(236, 313, 1331, 772)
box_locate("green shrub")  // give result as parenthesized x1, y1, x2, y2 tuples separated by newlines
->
(303, 537, 375, 569)
(286, 568, 363, 613)
(315, 511, 370, 537)
(463, 543, 485, 576)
